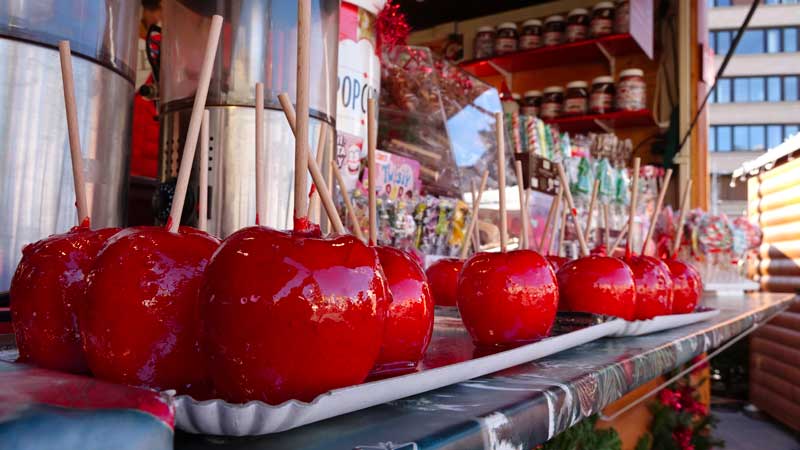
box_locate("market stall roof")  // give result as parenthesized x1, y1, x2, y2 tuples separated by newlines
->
(398, 0, 551, 30)
(732, 132, 800, 179)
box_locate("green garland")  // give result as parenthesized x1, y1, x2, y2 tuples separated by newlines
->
(539, 415, 622, 450)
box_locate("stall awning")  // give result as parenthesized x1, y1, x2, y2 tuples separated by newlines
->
(732, 132, 800, 179)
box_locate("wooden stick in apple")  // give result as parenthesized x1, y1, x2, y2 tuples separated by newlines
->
(307, 125, 328, 221)
(609, 221, 629, 256)
(470, 180, 480, 252)
(57, 41, 89, 225)
(367, 98, 378, 246)
(167, 15, 223, 233)
(330, 157, 366, 241)
(625, 157, 641, 255)
(198, 109, 210, 232)
(255, 82, 266, 225)
(603, 204, 610, 249)
(557, 201, 568, 256)
(556, 163, 589, 257)
(584, 178, 600, 239)
(513, 159, 529, 249)
(460, 170, 489, 259)
(292, 0, 312, 230)
(672, 179, 693, 258)
(494, 112, 508, 252)
(542, 187, 563, 254)
(538, 188, 558, 253)
(641, 168, 673, 255)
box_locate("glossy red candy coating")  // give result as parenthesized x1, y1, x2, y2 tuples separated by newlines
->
(664, 258, 703, 314)
(201, 226, 389, 404)
(627, 255, 674, 320)
(373, 247, 434, 374)
(10, 225, 120, 373)
(546, 255, 570, 272)
(82, 226, 219, 395)
(457, 250, 559, 347)
(556, 255, 637, 320)
(425, 258, 463, 306)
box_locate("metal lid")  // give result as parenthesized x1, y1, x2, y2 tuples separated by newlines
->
(524, 90, 543, 97)
(592, 76, 615, 84)
(544, 86, 565, 94)
(477, 26, 495, 33)
(568, 8, 589, 16)
(619, 68, 644, 78)
(522, 19, 542, 27)
(566, 80, 588, 89)
(545, 15, 565, 23)
(497, 22, 518, 30)
(593, 1, 616, 9)
(512, 93, 522, 100)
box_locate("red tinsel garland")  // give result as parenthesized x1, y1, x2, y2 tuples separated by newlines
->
(377, 0, 411, 55)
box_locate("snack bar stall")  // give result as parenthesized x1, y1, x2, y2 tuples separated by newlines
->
(0, 1, 795, 450)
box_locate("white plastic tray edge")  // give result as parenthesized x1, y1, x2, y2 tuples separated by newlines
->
(172, 319, 624, 436)
(608, 309, 721, 337)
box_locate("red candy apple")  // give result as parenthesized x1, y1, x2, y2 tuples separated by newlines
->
(373, 247, 434, 375)
(425, 257, 463, 307)
(200, 226, 389, 404)
(457, 250, 559, 347)
(664, 258, 703, 314)
(546, 255, 570, 272)
(626, 255, 674, 320)
(82, 226, 219, 395)
(556, 255, 637, 320)
(10, 223, 120, 373)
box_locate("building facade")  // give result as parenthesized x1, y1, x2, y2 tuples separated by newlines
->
(708, 0, 800, 216)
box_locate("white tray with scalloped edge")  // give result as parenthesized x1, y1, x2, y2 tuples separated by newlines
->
(608, 308, 720, 337)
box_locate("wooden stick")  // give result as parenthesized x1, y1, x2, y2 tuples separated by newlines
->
(470, 179, 480, 252)
(255, 82, 266, 225)
(672, 179, 693, 258)
(368, 98, 378, 245)
(58, 41, 90, 225)
(495, 112, 508, 252)
(324, 131, 333, 233)
(626, 157, 641, 254)
(278, 96, 346, 234)
(167, 15, 223, 233)
(603, 203, 610, 248)
(198, 109, 209, 232)
(556, 163, 590, 257)
(307, 125, 328, 221)
(557, 204, 568, 257)
(641, 168, 673, 255)
(514, 160, 529, 250)
(538, 187, 560, 253)
(609, 222, 629, 256)
(331, 157, 366, 242)
(293, 0, 311, 228)
(460, 170, 489, 259)
(584, 178, 600, 239)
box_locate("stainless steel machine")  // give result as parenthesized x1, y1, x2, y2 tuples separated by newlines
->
(0, 1, 140, 291)
(158, 0, 339, 236)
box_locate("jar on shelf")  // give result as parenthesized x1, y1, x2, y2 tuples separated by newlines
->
(564, 81, 589, 116)
(474, 26, 495, 59)
(590, 76, 615, 114)
(522, 90, 542, 116)
(616, 68, 646, 111)
(541, 86, 564, 119)
(520, 19, 543, 50)
(502, 92, 520, 115)
(494, 22, 519, 55)
(614, 0, 630, 34)
(590, 2, 616, 38)
(566, 8, 590, 43)
(512, 92, 522, 108)
(543, 15, 565, 47)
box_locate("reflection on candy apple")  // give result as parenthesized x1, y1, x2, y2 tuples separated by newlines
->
(457, 250, 558, 347)
(372, 247, 434, 375)
(201, 226, 389, 404)
(556, 255, 637, 320)
(664, 258, 703, 314)
(627, 255, 674, 320)
(10, 224, 120, 373)
(82, 226, 219, 396)
(425, 257, 463, 307)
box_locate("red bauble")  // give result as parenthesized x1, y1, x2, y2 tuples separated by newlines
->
(373, 247, 434, 374)
(457, 250, 558, 347)
(664, 258, 703, 314)
(546, 255, 570, 272)
(556, 255, 637, 320)
(627, 255, 674, 320)
(201, 227, 389, 404)
(82, 226, 219, 395)
(10, 224, 120, 373)
(425, 257, 463, 306)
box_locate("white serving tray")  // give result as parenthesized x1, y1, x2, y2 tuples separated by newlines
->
(609, 308, 721, 337)
(172, 316, 621, 436)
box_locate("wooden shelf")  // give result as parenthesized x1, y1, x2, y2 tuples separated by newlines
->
(543, 109, 656, 133)
(458, 34, 645, 78)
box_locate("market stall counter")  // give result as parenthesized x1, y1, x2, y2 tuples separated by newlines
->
(175, 292, 795, 450)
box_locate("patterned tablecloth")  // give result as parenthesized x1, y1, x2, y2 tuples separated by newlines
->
(175, 293, 796, 450)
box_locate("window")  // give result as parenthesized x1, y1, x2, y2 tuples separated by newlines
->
(710, 125, 716, 151)
(784, 28, 798, 52)
(787, 125, 800, 137)
(750, 125, 766, 150)
(738, 30, 764, 54)
(749, 77, 765, 101)
(768, 125, 783, 148)
(784, 76, 798, 101)
(711, 76, 799, 102)
(711, 27, 800, 54)
(717, 126, 732, 152)
(711, 124, 800, 151)
(767, 76, 782, 101)
(733, 126, 749, 150)
(717, 31, 731, 55)
(716, 78, 731, 103)
(767, 29, 781, 53)
(733, 78, 749, 101)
